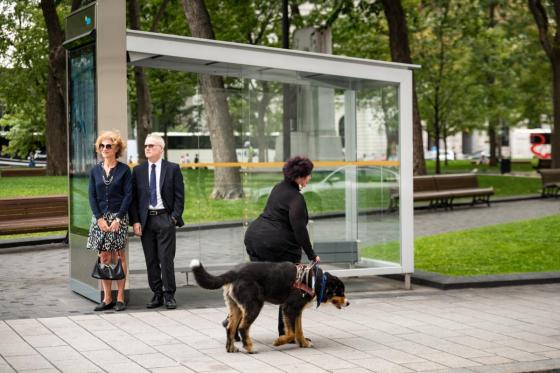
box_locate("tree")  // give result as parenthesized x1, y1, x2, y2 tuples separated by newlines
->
(529, 0, 560, 167)
(0, 2, 49, 159)
(40, 0, 81, 175)
(128, 0, 154, 163)
(182, 0, 243, 199)
(381, 0, 427, 175)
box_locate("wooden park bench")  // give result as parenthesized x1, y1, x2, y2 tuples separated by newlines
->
(538, 168, 560, 197)
(390, 173, 494, 210)
(0, 195, 68, 235)
(0, 168, 47, 177)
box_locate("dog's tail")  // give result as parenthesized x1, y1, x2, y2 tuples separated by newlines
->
(189, 259, 235, 290)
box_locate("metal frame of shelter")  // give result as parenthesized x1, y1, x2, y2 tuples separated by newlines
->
(126, 30, 417, 284)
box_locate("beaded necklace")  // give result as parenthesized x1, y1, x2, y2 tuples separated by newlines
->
(102, 162, 116, 185)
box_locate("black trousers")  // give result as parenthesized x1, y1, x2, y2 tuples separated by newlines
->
(141, 213, 176, 297)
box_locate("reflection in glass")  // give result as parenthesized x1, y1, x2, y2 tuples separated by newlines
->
(68, 44, 97, 233)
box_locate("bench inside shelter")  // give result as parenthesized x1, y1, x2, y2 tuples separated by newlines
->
(538, 168, 560, 197)
(0, 195, 68, 235)
(390, 173, 494, 210)
(140, 241, 359, 286)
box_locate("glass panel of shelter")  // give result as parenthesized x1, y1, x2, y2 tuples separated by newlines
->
(127, 68, 403, 279)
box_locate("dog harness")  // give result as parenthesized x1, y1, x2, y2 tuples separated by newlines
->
(293, 262, 327, 309)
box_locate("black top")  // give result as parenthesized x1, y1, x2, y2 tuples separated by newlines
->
(244, 179, 316, 263)
(88, 161, 132, 220)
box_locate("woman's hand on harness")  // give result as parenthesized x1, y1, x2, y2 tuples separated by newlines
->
(313, 256, 321, 264)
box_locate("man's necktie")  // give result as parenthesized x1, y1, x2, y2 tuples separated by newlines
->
(149, 164, 157, 207)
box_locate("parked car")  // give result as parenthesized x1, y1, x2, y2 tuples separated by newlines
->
(251, 166, 399, 211)
(464, 150, 489, 160)
(425, 150, 455, 161)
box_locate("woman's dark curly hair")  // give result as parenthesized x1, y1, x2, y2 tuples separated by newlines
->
(283, 156, 314, 182)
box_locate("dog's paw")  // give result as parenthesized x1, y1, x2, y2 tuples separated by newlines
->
(299, 339, 313, 348)
(226, 345, 239, 353)
(273, 338, 285, 346)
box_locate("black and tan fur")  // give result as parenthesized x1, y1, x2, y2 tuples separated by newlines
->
(190, 259, 349, 354)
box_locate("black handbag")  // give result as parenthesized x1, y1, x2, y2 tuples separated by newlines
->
(91, 256, 125, 280)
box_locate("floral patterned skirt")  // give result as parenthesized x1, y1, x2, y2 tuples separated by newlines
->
(86, 212, 129, 252)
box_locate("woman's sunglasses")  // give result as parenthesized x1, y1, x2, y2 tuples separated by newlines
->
(99, 143, 113, 150)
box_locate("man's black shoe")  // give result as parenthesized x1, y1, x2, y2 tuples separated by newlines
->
(94, 301, 115, 312)
(146, 295, 163, 309)
(165, 297, 177, 309)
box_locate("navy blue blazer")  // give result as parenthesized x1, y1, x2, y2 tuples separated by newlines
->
(88, 161, 132, 220)
(129, 159, 185, 228)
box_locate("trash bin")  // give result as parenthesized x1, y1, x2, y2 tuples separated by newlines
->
(500, 158, 511, 174)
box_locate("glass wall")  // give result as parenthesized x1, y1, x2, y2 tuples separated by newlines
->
(127, 68, 401, 276)
(68, 43, 99, 285)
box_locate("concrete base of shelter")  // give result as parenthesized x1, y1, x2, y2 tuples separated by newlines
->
(385, 270, 560, 290)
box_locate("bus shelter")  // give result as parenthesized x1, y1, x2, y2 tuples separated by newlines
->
(65, 1, 416, 302)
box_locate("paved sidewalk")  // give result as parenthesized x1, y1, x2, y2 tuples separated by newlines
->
(1, 199, 560, 372)
(1, 284, 560, 372)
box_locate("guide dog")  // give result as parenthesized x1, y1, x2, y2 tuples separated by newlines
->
(189, 259, 349, 353)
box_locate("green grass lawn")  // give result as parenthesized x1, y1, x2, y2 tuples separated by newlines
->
(0, 176, 68, 198)
(426, 159, 536, 174)
(362, 214, 560, 276)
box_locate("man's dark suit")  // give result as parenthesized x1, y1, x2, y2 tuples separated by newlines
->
(130, 159, 184, 301)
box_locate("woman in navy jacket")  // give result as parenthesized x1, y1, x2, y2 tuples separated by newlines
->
(87, 130, 132, 312)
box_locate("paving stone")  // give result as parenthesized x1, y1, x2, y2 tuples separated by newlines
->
(50, 358, 103, 373)
(350, 357, 414, 372)
(128, 352, 181, 368)
(36, 345, 83, 361)
(422, 352, 481, 369)
(23, 334, 67, 348)
(470, 355, 514, 365)
(150, 366, 196, 373)
(401, 360, 448, 372)
(484, 346, 547, 362)
(3, 354, 54, 371)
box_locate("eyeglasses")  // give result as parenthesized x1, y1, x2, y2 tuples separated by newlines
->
(99, 143, 113, 150)
(144, 144, 159, 149)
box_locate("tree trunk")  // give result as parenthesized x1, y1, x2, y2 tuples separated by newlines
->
(486, 2, 499, 167)
(528, 0, 560, 167)
(381, 88, 398, 160)
(183, 0, 243, 199)
(129, 0, 153, 163)
(552, 63, 560, 168)
(381, 0, 426, 175)
(256, 82, 271, 162)
(40, 0, 67, 176)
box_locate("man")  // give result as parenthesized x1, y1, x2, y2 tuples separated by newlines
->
(130, 133, 184, 309)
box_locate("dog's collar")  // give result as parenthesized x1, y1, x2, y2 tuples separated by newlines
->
(292, 263, 317, 298)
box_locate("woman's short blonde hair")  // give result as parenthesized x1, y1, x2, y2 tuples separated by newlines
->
(95, 130, 127, 159)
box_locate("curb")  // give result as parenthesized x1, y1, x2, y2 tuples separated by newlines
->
(383, 270, 560, 290)
(0, 235, 66, 250)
